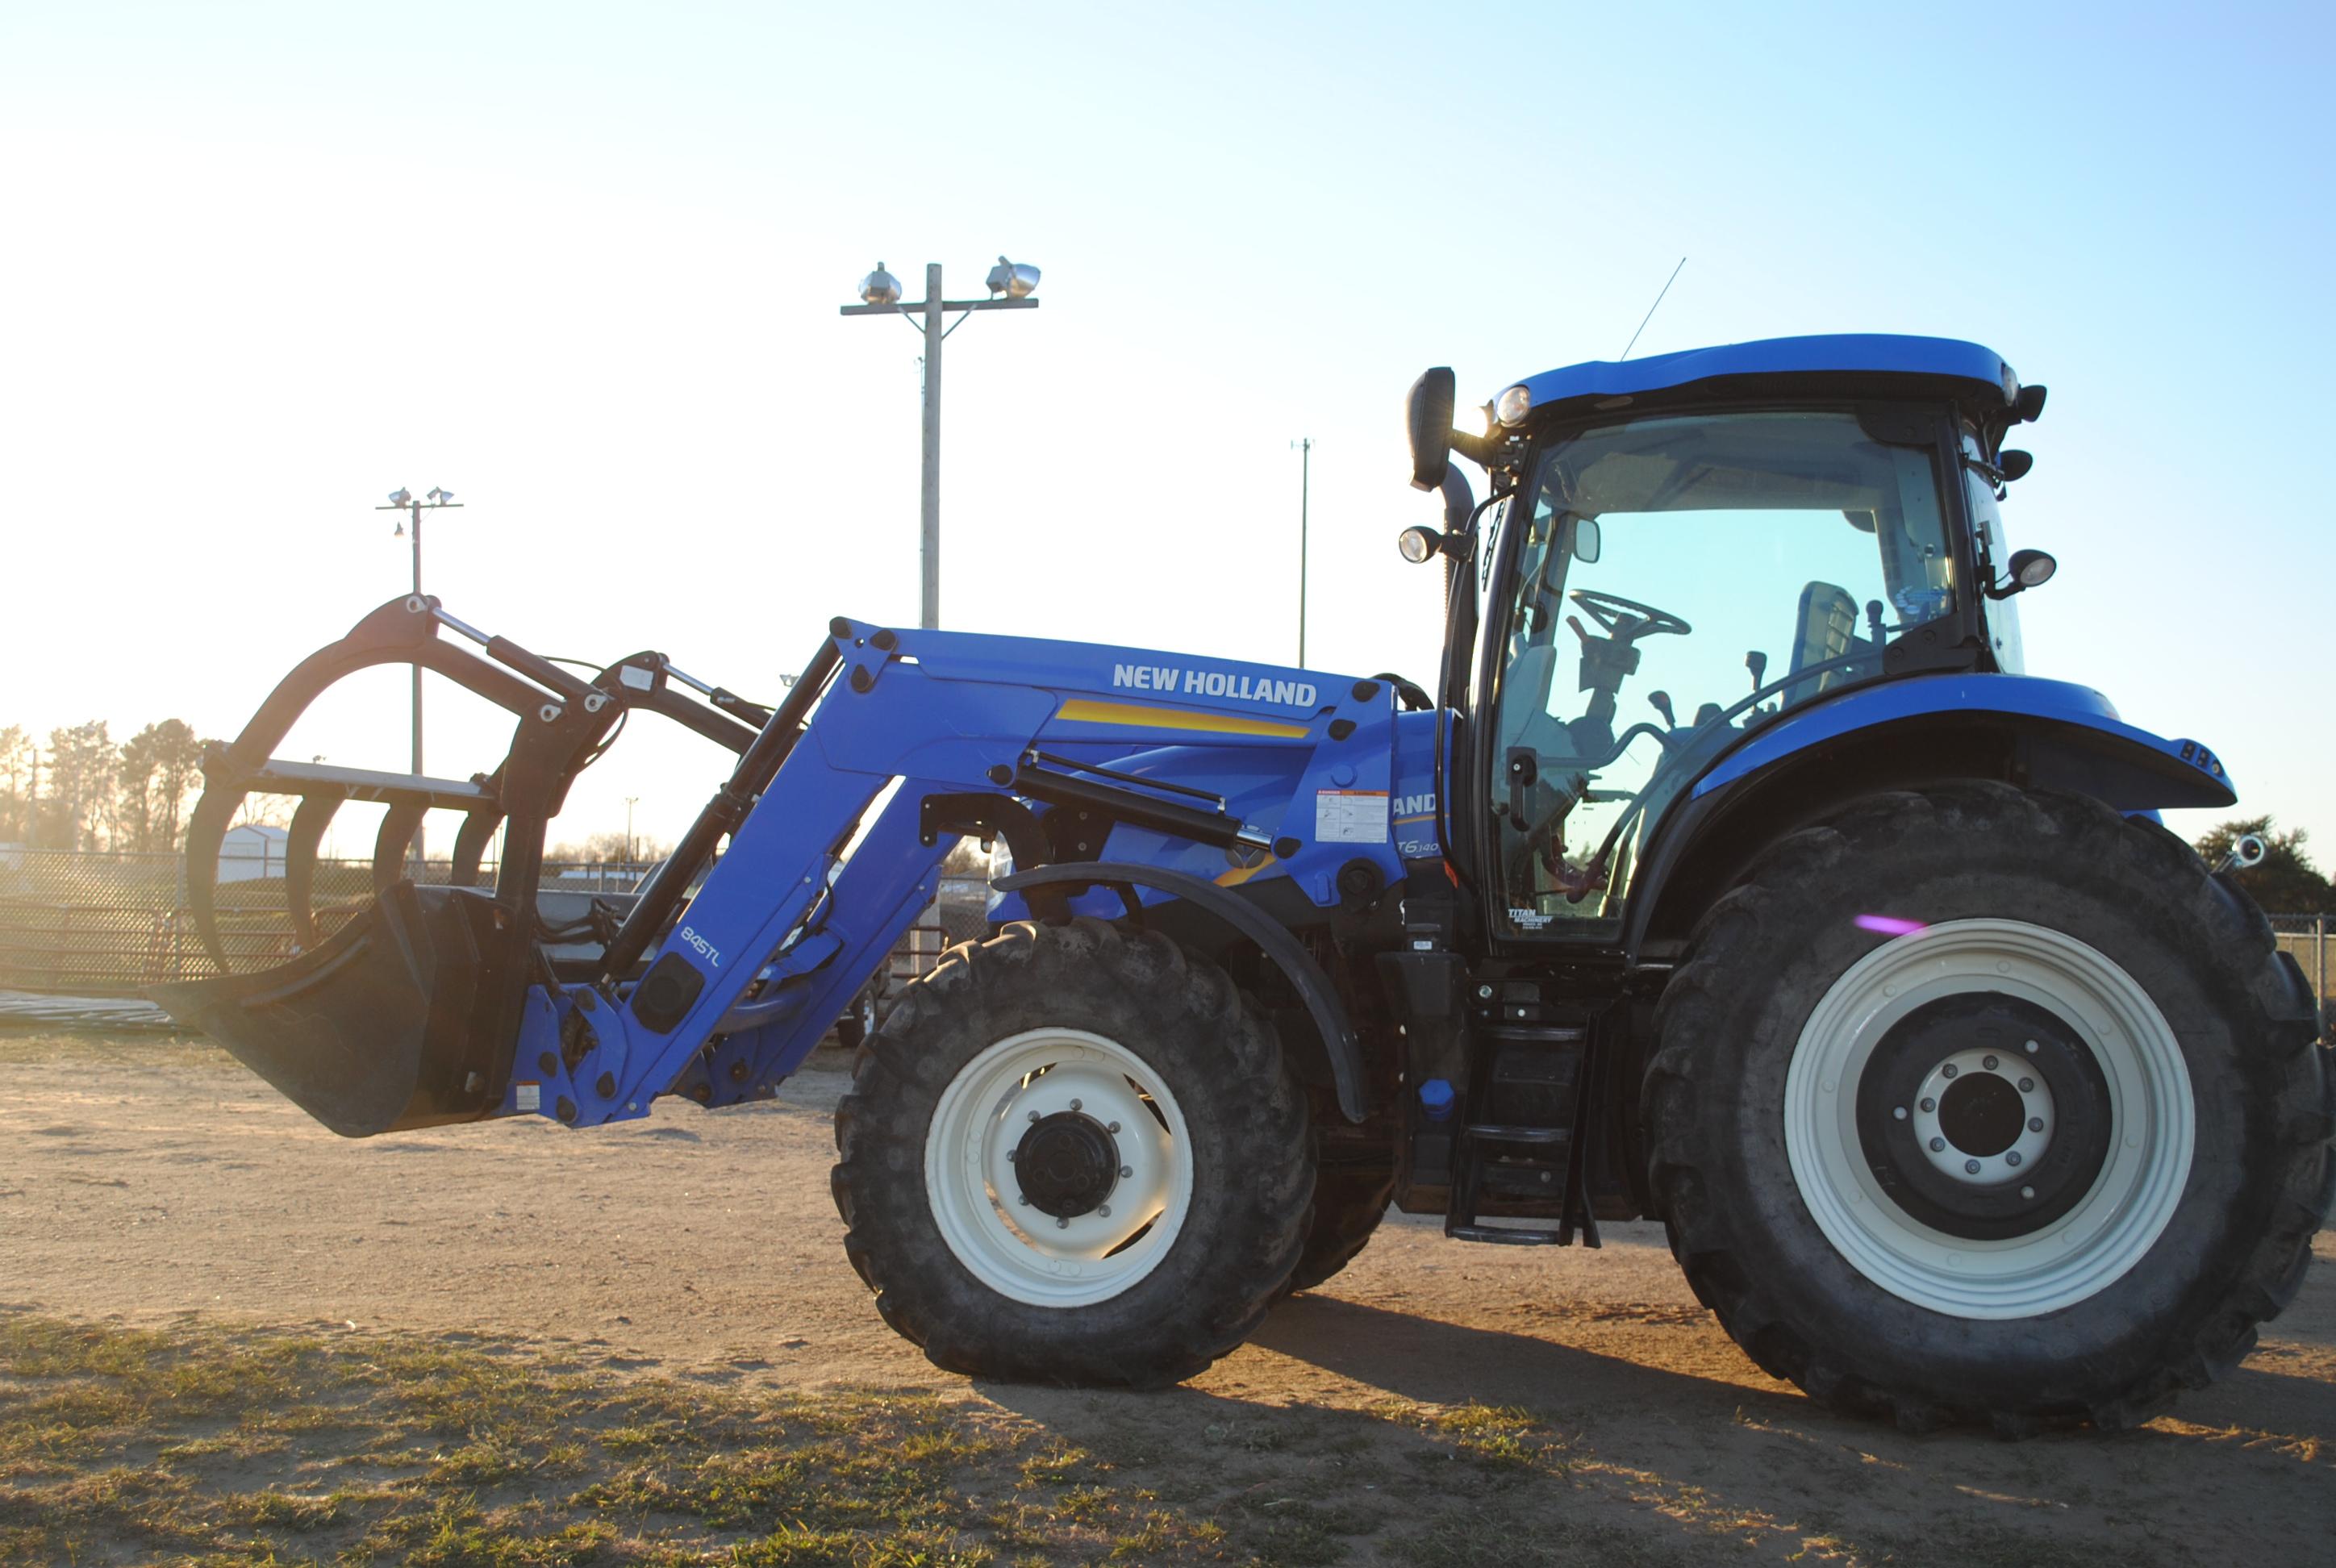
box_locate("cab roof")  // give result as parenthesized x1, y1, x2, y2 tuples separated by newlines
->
(1508, 333, 2021, 418)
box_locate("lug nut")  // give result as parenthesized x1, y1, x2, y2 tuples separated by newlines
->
(1099, 1204, 1112, 1217)
(1929, 1137, 1946, 1152)
(2029, 1117, 2045, 1132)
(1983, 1054, 1999, 1070)
(1920, 1097, 1936, 1112)
(1019, 1195, 1030, 1206)
(1942, 1064, 1958, 1078)
(2019, 1077, 2035, 1092)
(1120, 1165, 1133, 1178)
(1028, 1110, 1041, 1124)
(1070, 1098, 1082, 1111)
(1893, 1106, 1908, 1120)
(2006, 1152, 2023, 1167)
(1965, 1159, 1982, 1174)
(1057, 1216, 1068, 1229)
(1107, 1121, 1120, 1133)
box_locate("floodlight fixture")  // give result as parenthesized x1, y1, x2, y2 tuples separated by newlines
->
(986, 256, 1041, 298)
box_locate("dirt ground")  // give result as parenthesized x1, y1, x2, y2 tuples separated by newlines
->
(4, 1032, 2333, 1565)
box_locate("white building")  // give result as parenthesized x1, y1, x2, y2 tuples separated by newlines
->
(217, 824, 290, 883)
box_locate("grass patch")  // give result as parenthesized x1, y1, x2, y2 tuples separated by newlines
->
(0, 1312, 1794, 1567)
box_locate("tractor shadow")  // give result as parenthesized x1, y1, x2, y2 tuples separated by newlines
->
(974, 1291, 2336, 1566)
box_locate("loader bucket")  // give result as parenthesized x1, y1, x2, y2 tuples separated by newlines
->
(150, 882, 528, 1138)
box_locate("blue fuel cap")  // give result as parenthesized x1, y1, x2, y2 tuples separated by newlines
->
(1419, 1078, 1456, 1121)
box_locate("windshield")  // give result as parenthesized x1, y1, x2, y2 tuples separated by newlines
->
(1485, 407, 1959, 938)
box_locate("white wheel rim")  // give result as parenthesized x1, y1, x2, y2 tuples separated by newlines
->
(924, 1028, 1194, 1308)
(1783, 918, 2194, 1319)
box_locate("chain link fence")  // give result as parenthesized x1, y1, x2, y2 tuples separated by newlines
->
(2272, 915, 2331, 1028)
(0, 849, 999, 1000)
(5, 849, 2327, 1040)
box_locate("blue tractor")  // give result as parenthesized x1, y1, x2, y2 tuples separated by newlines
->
(159, 334, 2330, 1431)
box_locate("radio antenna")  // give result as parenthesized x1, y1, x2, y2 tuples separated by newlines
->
(1618, 256, 1687, 361)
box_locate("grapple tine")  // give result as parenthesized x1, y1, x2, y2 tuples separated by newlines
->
(182, 782, 246, 975)
(284, 788, 347, 949)
(450, 807, 505, 890)
(373, 802, 428, 894)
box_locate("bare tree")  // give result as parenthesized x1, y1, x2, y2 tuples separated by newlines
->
(546, 828, 674, 865)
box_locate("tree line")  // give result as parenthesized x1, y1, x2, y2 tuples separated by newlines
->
(0, 720, 207, 853)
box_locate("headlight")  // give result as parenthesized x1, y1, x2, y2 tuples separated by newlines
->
(1495, 385, 1533, 427)
(1396, 526, 1441, 565)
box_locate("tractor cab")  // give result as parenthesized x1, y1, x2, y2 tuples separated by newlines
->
(1404, 336, 2054, 942)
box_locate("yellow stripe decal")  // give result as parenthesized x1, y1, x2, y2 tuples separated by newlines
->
(1053, 699, 1310, 740)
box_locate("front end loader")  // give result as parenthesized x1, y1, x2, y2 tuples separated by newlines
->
(160, 333, 2331, 1429)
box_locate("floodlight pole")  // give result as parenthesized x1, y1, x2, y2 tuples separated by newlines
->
(374, 490, 462, 874)
(1293, 437, 1312, 665)
(841, 265, 1039, 630)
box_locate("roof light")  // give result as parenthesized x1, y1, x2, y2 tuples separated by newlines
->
(1495, 385, 1533, 427)
(1397, 526, 1441, 565)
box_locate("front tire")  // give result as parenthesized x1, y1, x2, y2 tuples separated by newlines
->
(831, 918, 1313, 1387)
(1646, 785, 2331, 1431)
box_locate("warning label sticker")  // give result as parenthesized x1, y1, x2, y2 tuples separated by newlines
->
(1316, 790, 1390, 844)
(515, 1082, 541, 1112)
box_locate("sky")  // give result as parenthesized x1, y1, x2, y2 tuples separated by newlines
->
(2, 1, 2330, 861)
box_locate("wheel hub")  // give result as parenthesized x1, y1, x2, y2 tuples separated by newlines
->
(1854, 990, 2111, 1241)
(1013, 1111, 1120, 1218)
(1911, 1047, 2055, 1182)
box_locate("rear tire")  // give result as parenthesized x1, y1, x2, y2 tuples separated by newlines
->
(1645, 784, 2331, 1431)
(1287, 1164, 1397, 1292)
(831, 918, 1313, 1387)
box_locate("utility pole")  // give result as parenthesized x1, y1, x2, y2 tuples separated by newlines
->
(1293, 437, 1313, 665)
(624, 797, 640, 868)
(376, 486, 461, 874)
(841, 257, 1042, 629)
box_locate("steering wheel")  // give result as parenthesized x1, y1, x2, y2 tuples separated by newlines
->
(1568, 589, 1692, 641)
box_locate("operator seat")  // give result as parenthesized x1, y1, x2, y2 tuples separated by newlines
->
(1782, 582, 1866, 708)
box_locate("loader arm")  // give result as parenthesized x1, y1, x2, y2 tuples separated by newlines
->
(155, 607, 1404, 1137)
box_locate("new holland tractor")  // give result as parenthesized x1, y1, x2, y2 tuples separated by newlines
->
(157, 334, 2331, 1432)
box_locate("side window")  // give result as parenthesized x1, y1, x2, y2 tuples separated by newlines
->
(1962, 432, 2025, 673)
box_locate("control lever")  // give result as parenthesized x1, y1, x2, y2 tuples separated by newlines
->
(1746, 650, 1768, 692)
(1866, 600, 1887, 647)
(1646, 690, 1675, 730)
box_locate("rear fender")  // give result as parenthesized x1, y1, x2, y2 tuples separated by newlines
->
(1627, 675, 2237, 956)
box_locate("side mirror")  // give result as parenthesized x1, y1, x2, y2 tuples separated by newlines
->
(1573, 517, 1602, 563)
(1999, 449, 2034, 482)
(1407, 367, 1456, 492)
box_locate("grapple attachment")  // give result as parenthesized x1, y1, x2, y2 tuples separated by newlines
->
(152, 593, 778, 1135)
